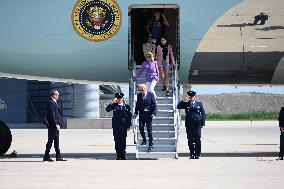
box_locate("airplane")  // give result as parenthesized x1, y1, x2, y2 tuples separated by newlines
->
(0, 0, 283, 156)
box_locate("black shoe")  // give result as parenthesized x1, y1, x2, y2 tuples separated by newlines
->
(148, 145, 153, 152)
(162, 86, 166, 91)
(116, 157, 121, 160)
(276, 157, 283, 160)
(194, 156, 199, 159)
(56, 157, 67, 161)
(166, 91, 170, 96)
(141, 141, 146, 145)
(189, 155, 195, 159)
(121, 157, 127, 160)
(43, 157, 54, 162)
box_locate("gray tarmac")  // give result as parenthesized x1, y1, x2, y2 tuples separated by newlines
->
(0, 121, 283, 189)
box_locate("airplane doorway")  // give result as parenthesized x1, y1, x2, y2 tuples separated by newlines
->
(128, 5, 180, 68)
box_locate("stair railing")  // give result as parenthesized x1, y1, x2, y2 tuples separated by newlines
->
(130, 62, 139, 147)
(172, 65, 180, 158)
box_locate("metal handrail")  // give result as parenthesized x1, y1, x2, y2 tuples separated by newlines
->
(131, 63, 139, 147)
(172, 66, 180, 158)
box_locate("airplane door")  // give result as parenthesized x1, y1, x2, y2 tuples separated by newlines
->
(128, 5, 180, 69)
(164, 8, 180, 69)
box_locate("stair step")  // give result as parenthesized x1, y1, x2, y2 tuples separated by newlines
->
(139, 126, 175, 131)
(157, 109, 174, 112)
(155, 91, 173, 97)
(156, 111, 174, 117)
(157, 96, 173, 100)
(138, 131, 175, 138)
(152, 123, 174, 126)
(137, 152, 177, 159)
(152, 119, 174, 124)
(156, 99, 174, 104)
(138, 138, 176, 145)
(154, 116, 174, 119)
(157, 104, 173, 110)
(152, 126, 175, 131)
(137, 145, 176, 152)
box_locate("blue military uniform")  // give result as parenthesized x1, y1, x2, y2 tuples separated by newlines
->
(177, 91, 206, 159)
(278, 107, 284, 160)
(106, 93, 132, 160)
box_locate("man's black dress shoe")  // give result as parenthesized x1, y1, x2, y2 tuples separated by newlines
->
(189, 156, 195, 159)
(43, 158, 54, 162)
(56, 157, 67, 161)
(276, 157, 283, 160)
(148, 145, 153, 152)
(141, 141, 146, 145)
(194, 156, 199, 159)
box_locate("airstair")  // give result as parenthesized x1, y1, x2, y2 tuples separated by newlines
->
(130, 64, 180, 159)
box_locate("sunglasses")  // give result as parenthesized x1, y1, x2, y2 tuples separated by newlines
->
(146, 56, 151, 58)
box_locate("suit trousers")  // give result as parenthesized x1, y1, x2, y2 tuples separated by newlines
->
(44, 127, 61, 158)
(186, 126, 201, 157)
(139, 111, 153, 145)
(280, 132, 284, 157)
(113, 126, 127, 158)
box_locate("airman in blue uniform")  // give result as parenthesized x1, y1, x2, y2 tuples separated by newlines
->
(177, 91, 206, 159)
(106, 93, 132, 160)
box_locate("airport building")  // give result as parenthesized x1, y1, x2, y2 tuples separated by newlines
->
(0, 78, 122, 127)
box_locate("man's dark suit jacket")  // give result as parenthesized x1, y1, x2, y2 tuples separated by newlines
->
(46, 98, 63, 129)
(135, 92, 157, 116)
(279, 107, 284, 128)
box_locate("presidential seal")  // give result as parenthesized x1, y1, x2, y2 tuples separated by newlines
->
(71, 0, 122, 42)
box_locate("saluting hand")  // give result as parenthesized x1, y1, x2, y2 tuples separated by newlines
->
(56, 125, 60, 130)
(112, 98, 118, 104)
(183, 96, 189, 102)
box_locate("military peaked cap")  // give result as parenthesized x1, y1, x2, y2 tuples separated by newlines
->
(187, 91, 196, 96)
(115, 92, 124, 98)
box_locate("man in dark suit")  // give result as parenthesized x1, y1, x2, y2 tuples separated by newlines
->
(277, 106, 284, 160)
(43, 89, 66, 162)
(177, 91, 206, 159)
(106, 93, 132, 160)
(134, 84, 157, 152)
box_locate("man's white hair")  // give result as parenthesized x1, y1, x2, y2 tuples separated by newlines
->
(139, 84, 147, 90)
